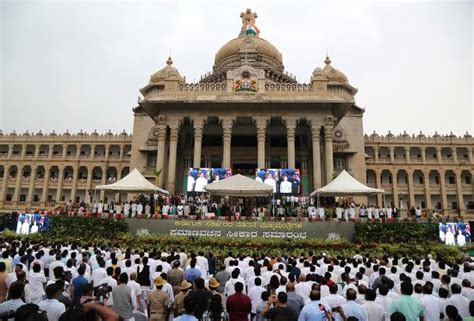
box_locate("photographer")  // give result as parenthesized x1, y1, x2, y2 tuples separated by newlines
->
(262, 292, 297, 321)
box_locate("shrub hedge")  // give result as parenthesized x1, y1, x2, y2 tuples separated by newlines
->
(4, 216, 461, 263)
(354, 222, 438, 243)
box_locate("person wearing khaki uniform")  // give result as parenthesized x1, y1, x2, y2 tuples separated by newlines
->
(147, 277, 169, 321)
(174, 280, 192, 317)
(168, 261, 185, 296)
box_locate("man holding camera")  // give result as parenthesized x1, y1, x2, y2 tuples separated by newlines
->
(262, 292, 298, 321)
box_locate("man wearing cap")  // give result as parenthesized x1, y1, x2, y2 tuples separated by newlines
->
(209, 277, 226, 311)
(174, 295, 198, 321)
(147, 276, 169, 321)
(174, 280, 193, 317)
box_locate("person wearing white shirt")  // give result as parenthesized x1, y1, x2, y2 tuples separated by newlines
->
(420, 282, 442, 321)
(264, 173, 276, 193)
(341, 289, 368, 321)
(279, 176, 292, 193)
(317, 206, 325, 220)
(122, 260, 135, 278)
(38, 284, 66, 321)
(137, 203, 143, 216)
(325, 284, 347, 308)
(349, 207, 356, 220)
(128, 272, 143, 313)
(308, 205, 317, 219)
(131, 202, 138, 217)
(196, 253, 209, 275)
(124, 202, 131, 217)
(362, 289, 384, 321)
(97, 267, 118, 289)
(375, 284, 393, 321)
(248, 277, 265, 318)
(447, 284, 470, 319)
(92, 262, 108, 286)
(97, 201, 104, 214)
(194, 172, 208, 192)
(26, 263, 46, 304)
(225, 269, 246, 296)
(335, 206, 343, 220)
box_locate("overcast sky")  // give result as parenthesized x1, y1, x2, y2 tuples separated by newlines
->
(1, 0, 472, 136)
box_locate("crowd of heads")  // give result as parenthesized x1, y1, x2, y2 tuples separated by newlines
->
(0, 237, 473, 320)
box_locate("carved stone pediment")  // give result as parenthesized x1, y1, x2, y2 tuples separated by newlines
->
(226, 65, 265, 93)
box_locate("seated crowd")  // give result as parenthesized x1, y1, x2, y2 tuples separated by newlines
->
(0, 239, 473, 321)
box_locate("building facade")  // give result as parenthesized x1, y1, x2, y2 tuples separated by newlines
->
(0, 9, 472, 214)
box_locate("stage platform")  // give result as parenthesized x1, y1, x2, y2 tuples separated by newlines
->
(126, 218, 355, 241)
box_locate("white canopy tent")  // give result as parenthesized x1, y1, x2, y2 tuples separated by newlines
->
(204, 174, 274, 197)
(310, 170, 384, 196)
(95, 168, 169, 194)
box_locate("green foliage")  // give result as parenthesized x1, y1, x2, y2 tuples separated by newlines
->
(354, 222, 438, 243)
(4, 218, 464, 264)
(44, 216, 127, 241)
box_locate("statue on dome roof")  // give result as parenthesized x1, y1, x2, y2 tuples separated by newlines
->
(240, 9, 260, 37)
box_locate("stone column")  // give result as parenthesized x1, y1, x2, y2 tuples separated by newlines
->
(256, 118, 267, 169)
(455, 170, 465, 214)
(90, 145, 96, 160)
(76, 144, 81, 161)
(193, 119, 205, 168)
(374, 147, 379, 162)
(34, 144, 40, 160)
(155, 125, 167, 187)
(423, 170, 432, 209)
(49, 144, 55, 159)
(421, 147, 426, 163)
(119, 145, 124, 160)
(166, 124, 180, 193)
(407, 170, 415, 208)
(99, 166, 107, 201)
(439, 170, 448, 214)
(56, 167, 64, 203)
(221, 118, 233, 169)
(27, 165, 37, 205)
(70, 166, 79, 204)
(324, 124, 334, 184)
(389, 147, 395, 163)
(285, 118, 297, 169)
(451, 147, 458, 163)
(391, 170, 399, 208)
(311, 125, 322, 190)
(40, 166, 50, 207)
(86, 166, 93, 203)
(468, 147, 473, 164)
(62, 144, 67, 159)
(7, 144, 13, 159)
(20, 144, 26, 158)
(436, 147, 442, 163)
(0, 169, 9, 207)
(105, 145, 110, 161)
(405, 147, 410, 163)
(375, 170, 383, 206)
(12, 168, 22, 206)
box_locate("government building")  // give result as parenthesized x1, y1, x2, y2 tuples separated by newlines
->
(0, 10, 472, 215)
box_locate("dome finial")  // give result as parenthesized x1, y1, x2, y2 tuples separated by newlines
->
(166, 56, 173, 66)
(324, 50, 331, 65)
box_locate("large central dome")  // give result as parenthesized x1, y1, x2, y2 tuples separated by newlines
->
(200, 8, 295, 84)
(215, 36, 283, 70)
